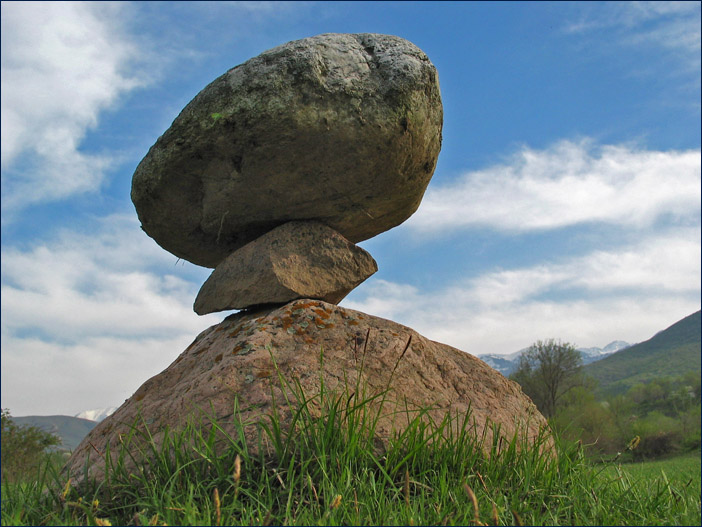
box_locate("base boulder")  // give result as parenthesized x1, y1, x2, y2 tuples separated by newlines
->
(65, 300, 549, 487)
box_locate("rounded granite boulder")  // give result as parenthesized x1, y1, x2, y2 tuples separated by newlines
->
(131, 33, 443, 268)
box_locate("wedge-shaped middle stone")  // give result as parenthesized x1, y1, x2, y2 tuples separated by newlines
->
(194, 221, 377, 314)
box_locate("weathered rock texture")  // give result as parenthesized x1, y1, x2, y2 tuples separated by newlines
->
(131, 33, 443, 268)
(65, 300, 549, 487)
(194, 221, 377, 314)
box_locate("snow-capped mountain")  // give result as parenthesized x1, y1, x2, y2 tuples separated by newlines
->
(479, 354, 520, 376)
(75, 406, 118, 422)
(479, 341, 631, 376)
(578, 340, 631, 360)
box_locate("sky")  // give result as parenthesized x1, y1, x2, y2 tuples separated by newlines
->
(1, 1, 700, 417)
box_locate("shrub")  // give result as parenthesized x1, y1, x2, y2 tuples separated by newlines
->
(1, 409, 61, 483)
(679, 403, 701, 450)
(631, 410, 683, 460)
(551, 398, 620, 457)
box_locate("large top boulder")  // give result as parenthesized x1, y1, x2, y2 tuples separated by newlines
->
(131, 33, 443, 268)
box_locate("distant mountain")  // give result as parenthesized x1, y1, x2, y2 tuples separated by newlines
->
(584, 310, 701, 396)
(479, 341, 630, 376)
(479, 354, 521, 376)
(578, 341, 632, 361)
(12, 415, 97, 451)
(75, 406, 117, 422)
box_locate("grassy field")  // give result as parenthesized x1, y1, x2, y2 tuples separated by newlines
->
(2, 378, 701, 526)
(603, 451, 701, 494)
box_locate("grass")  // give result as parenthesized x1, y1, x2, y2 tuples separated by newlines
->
(2, 368, 701, 526)
(603, 451, 701, 496)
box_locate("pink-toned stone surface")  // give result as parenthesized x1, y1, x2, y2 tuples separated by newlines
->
(65, 299, 549, 486)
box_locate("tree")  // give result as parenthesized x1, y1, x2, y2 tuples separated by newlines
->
(509, 339, 584, 418)
(1, 408, 61, 482)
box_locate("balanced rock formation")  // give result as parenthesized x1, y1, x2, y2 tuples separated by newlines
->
(85, 33, 553, 495)
(65, 300, 549, 488)
(131, 33, 443, 268)
(194, 221, 377, 314)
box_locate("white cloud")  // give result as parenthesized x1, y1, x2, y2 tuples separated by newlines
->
(409, 140, 701, 234)
(567, 2, 700, 31)
(0, 215, 223, 415)
(0, 215, 220, 340)
(0, 334, 199, 417)
(565, 2, 701, 75)
(572, 235, 700, 293)
(1, 1, 146, 213)
(343, 227, 701, 355)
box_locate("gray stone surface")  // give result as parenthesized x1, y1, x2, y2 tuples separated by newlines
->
(194, 221, 377, 314)
(131, 33, 443, 268)
(65, 300, 550, 489)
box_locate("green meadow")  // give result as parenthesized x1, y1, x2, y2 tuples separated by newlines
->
(2, 377, 700, 526)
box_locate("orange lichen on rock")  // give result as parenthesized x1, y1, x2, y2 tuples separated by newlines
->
(313, 308, 331, 319)
(292, 300, 323, 310)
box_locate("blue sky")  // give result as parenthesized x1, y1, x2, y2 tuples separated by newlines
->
(2, 1, 700, 416)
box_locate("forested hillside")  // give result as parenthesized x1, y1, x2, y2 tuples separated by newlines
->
(585, 311, 701, 396)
